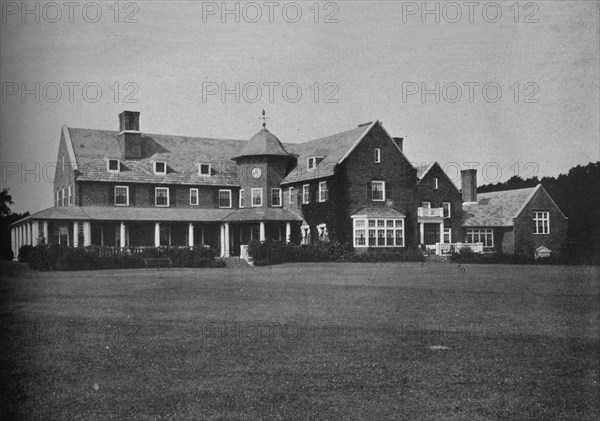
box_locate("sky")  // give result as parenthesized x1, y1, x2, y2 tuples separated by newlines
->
(1, 0, 598, 213)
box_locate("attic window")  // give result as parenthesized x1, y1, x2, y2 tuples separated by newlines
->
(154, 161, 166, 175)
(107, 159, 120, 173)
(434, 178, 439, 190)
(198, 163, 211, 176)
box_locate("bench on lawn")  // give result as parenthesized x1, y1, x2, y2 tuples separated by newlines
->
(144, 258, 172, 269)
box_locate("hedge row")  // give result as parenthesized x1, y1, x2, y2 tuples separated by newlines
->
(247, 241, 425, 266)
(18, 244, 224, 271)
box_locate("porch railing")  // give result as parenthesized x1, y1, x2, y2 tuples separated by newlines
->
(418, 207, 444, 218)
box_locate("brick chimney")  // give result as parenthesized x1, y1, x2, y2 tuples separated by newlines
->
(118, 111, 142, 159)
(461, 169, 477, 203)
(392, 137, 404, 152)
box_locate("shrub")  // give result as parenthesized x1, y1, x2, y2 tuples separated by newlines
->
(18, 245, 35, 263)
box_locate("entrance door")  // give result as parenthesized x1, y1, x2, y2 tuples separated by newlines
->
(424, 224, 440, 245)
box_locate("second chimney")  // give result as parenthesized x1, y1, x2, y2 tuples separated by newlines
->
(118, 111, 142, 160)
(392, 137, 404, 152)
(461, 169, 477, 203)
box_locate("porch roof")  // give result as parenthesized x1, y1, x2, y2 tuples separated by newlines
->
(221, 208, 302, 222)
(351, 207, 406, 219)
(11, 206, 235, 224)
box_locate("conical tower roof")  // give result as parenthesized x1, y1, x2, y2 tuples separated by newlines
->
(233, 127, 291, 160)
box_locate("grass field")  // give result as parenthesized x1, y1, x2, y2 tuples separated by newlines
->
(1, 262, 599, 420)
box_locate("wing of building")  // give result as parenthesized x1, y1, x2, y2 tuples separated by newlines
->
(10, 111, 568, 259)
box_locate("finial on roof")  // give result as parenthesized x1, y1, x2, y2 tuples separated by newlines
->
(260, 109, 269, 129)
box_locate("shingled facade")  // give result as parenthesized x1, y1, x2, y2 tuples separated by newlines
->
(10, 111, 568, 259)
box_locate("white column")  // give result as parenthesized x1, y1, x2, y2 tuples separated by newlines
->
(259, 222, 265, 242)
(32, 221, 39, 245)
(16, 226, 21, 252)
(83, 222, 91, 246)
(43, 221, 48, 244)
(419, 223, 424, 244)
(286, 222, 291, 243)
(439, 222, 444, 245)
(11, 228, 16, 259)
(120, 222, 126, 248)
(25, 223, 31, 245)
(73, 222, 79, 248)
(154, 222, 161, 247)
(188, 223, 194, 247)
(219, 224, 225, 257)
(224, 223, 230, 257)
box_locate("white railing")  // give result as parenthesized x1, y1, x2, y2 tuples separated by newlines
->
(418, 207, 444, 218)
(436, 242, 484, 255)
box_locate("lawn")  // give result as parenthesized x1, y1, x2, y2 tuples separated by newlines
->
(1, 263, 599, 420)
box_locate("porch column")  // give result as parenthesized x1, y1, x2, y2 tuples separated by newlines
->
(16, 226, 21, 253)
(286, 222, 291, 243)
(11, 228, 16, 259)
(224, 222, 230, 257)
(419, 223, 424, 244)
(154, 222, 160, 247)
(120, 222, 126, 248)
(259, 221, 265, 242)
(26, 223, 31, 245)
(83, 222, 91, 246)
(219, 224, 225, 257)
(43, 221, 48, 243)
(73, 222, 79, 248)
(439, 222, 444, 245)
(32, 221, 39, 245)
(188, 223, 194, 247)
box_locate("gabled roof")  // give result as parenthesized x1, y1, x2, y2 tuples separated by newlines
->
(416, 161, 461, 195)
(462, 186, 540, 227)
(233, 128, 292, 159)
(351, 207, 406, 219)
(280, 123, 374, 185)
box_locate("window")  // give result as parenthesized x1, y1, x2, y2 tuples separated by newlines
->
(155, 187, 169, 207)
(56, 190, 60, 206)
(271, 188, 282, 207)
(239, 189, 245, 208)
(62, 156, 65, 172)
(154, 161, 166, 175)
(114, 186, 129, 206)
(68, 186, 73, 206)
(307, 157, 316, 170)
(533, 211, 550, 234)
(443, 228, 451, 244)
(190, 188, 199, 206)
(219, 189, 232, 208)
(107, 159, 120, 173)
(374, 148, 381, 163)
(302, 184, 310, 204)
(466, 228, 493, 247)
(435, 178, 439, 190)
(288, 187, 294, 204)
(61, 188, 66, 206)
(353, 218, 404, 247)
(251, 188, 262, 207)
(318, 181, 328, 202)
(442, 202, 451, 218)
(422, 201, 431, 208)
(372, 181, 385, 201)
(198, 163, 211, 176)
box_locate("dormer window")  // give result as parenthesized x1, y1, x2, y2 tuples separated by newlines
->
(154, 161, 166, 175)
(307, 157, 316, 170)
(107, 159, 120, 173)
(198, 163, 211, 176)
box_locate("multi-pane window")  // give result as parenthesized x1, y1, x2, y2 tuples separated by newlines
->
(115, 186, 129, 206)
(307, 157, 316, 170)
(155, 187, 169, 207)
(288, 187, 294, 204)
(271, 188, 282, 207)
(318, 181, 328, 202)
(239, 189, 245, 208)
(466, 228, 493, 247)
(374, 148, 381, 163)
(154, 162, 166, 175)
(56, 190, 60, 206)
(219, 189, 232, 208)
(251, 188, 262, 207)
(372, 181, 385, 201)
(198, 164, 211, 176)
(354, 218, 404, 247)
(443, 228, 451, 244)
(190, 188, 198, 206)
(302, 184, 310, 204)
(107, 159, 120, 173)
(442, 202, 451, 218)
(533, 211, 549, 234)
(68, 186, 73, 206)
(422, 201, 431, 208)
(61, 188, 66, 206)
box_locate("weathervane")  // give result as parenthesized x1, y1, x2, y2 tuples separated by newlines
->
(260, 109, 269, 129)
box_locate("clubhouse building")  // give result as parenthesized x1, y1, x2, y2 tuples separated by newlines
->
(10, 111, 568, 259)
